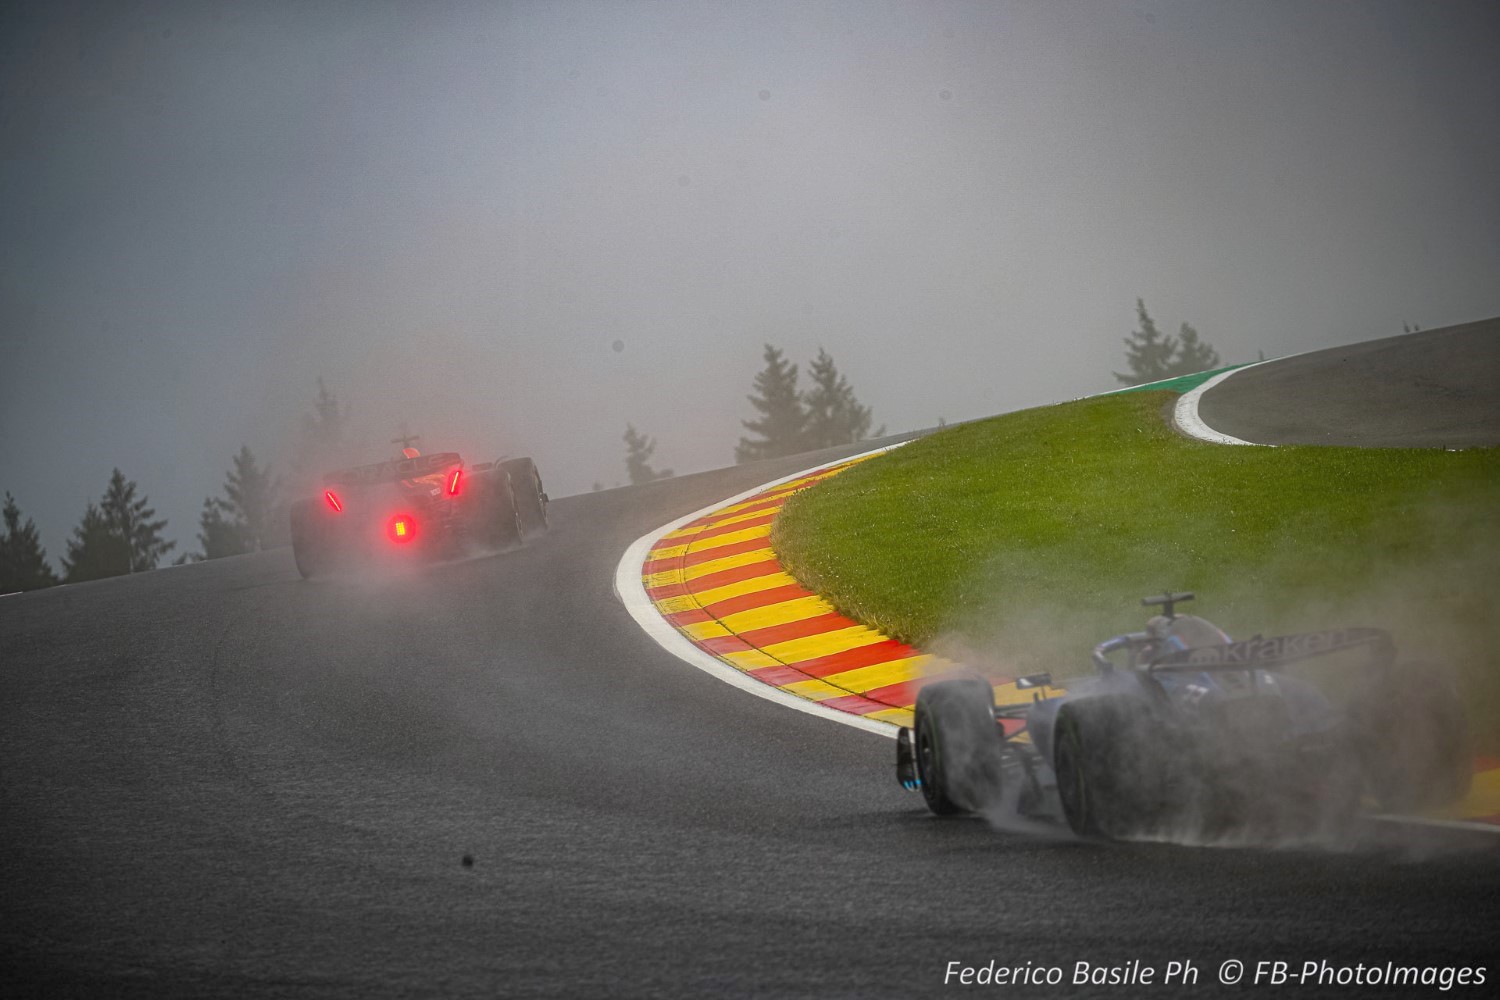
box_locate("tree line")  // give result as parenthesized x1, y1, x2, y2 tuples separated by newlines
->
(619, 345, 882, 485)
(4, 302, 1240, 591)
(738, 345, 882, 460)
(1, 471, 176, 590)
(1, 378, 353, 592)
(8, 347, 887, 591)
(619, 306, 1232, 484)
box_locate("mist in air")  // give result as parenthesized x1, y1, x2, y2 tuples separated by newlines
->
(3, 0, 1498, 558)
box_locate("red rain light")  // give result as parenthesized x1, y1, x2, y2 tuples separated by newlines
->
(447, 468, 462, 496)
(324, 490, 343, 513)
(388, 515, 416, 544)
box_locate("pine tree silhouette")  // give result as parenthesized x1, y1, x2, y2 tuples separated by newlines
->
(1171, 322, 1222, 374)
(1114, 299, 1178, 385)
(1, 493, 59, 592)
(64, 470, 174, 581)
(736, 345, 807, 463)
(623, 425, 673, 484)
(803, 348, 877, 449)
(1115, 300, 1225, 384)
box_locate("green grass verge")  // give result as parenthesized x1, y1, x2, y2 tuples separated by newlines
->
(773, 392, 1500, 748)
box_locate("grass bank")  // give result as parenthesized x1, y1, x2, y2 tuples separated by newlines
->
(773, 392, 1500, 746)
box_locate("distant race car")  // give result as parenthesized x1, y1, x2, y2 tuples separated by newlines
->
(289, 450, 547, 579)
(896, 592, 1471, 839)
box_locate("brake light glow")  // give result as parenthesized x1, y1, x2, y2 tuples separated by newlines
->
(388, 515, 416, 543)
(447, 469, 462, 496)
(324, 490, 343, 513)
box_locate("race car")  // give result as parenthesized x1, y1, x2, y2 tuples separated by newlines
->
(289, 449, 547, 579)
(896, 592, 1471, 840)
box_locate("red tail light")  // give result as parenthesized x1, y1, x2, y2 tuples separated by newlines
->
(388, 515, 416, 543)
(324, 490, 343, 513)
(447, 469, 462, 496)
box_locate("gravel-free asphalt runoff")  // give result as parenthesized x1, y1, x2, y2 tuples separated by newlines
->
(3, 323, 1497, 998)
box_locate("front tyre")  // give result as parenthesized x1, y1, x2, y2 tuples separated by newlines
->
(913, 678, 1004, 816)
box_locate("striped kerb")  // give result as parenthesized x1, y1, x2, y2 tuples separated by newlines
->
(642, 457, 1037, 729)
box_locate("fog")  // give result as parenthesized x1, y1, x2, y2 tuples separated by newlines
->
(3, 0, 1498, 561)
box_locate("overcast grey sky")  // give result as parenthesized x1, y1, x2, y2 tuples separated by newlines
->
(3, 0, 1498, 563)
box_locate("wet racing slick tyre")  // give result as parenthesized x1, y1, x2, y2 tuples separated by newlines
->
(1053, 697, 1168, 840)
(289, 498, 336, 579)
(501, 457, 548, 535)
(1352, 661, 1471, 813)
(913, 678, 1004, 816)
(487, 470, 525, 549)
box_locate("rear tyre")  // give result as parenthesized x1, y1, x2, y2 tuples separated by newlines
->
(488, 473, 525, 549)
(1053, 698, 1167, 840)
(913, 678, 1004, 816)
(1352, 661, 1471, 812)
(289, 498, 334, 579)
(501, 457, 548, 535)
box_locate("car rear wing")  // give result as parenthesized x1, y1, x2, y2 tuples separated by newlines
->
(323, 452, 463, 487)
(1148, 627, 1394, 673)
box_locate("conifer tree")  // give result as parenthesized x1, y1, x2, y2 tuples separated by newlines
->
(803, 348, 877, 449)
(1115, 299, 1226, 384)
(0, 493, 59, 592)
(623, 425, 672, 485)
(1114, 299, 1178, 385)
(64, 470, 174, 581)
(736, 345, 807, 463)
(196, 497, 246, 560)
(295, 377, 350, 485)
(218, 446, 277, 552)
(103, 469, 174, 572)
(1172, 321, 1222, 373)
(63, 503, 130, 582)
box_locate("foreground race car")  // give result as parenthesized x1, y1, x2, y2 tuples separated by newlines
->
(896, 592, 1471, 840)
(289, 449, 547, 579)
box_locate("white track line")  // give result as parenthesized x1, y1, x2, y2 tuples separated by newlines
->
(614, 443, 908, 740)
(1371, 814, 1500, 836)
(1171, 362, 1273, 445)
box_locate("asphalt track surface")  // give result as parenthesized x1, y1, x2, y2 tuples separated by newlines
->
(5, 330, 1500, 998)
(1197, 318, 1500, 448)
